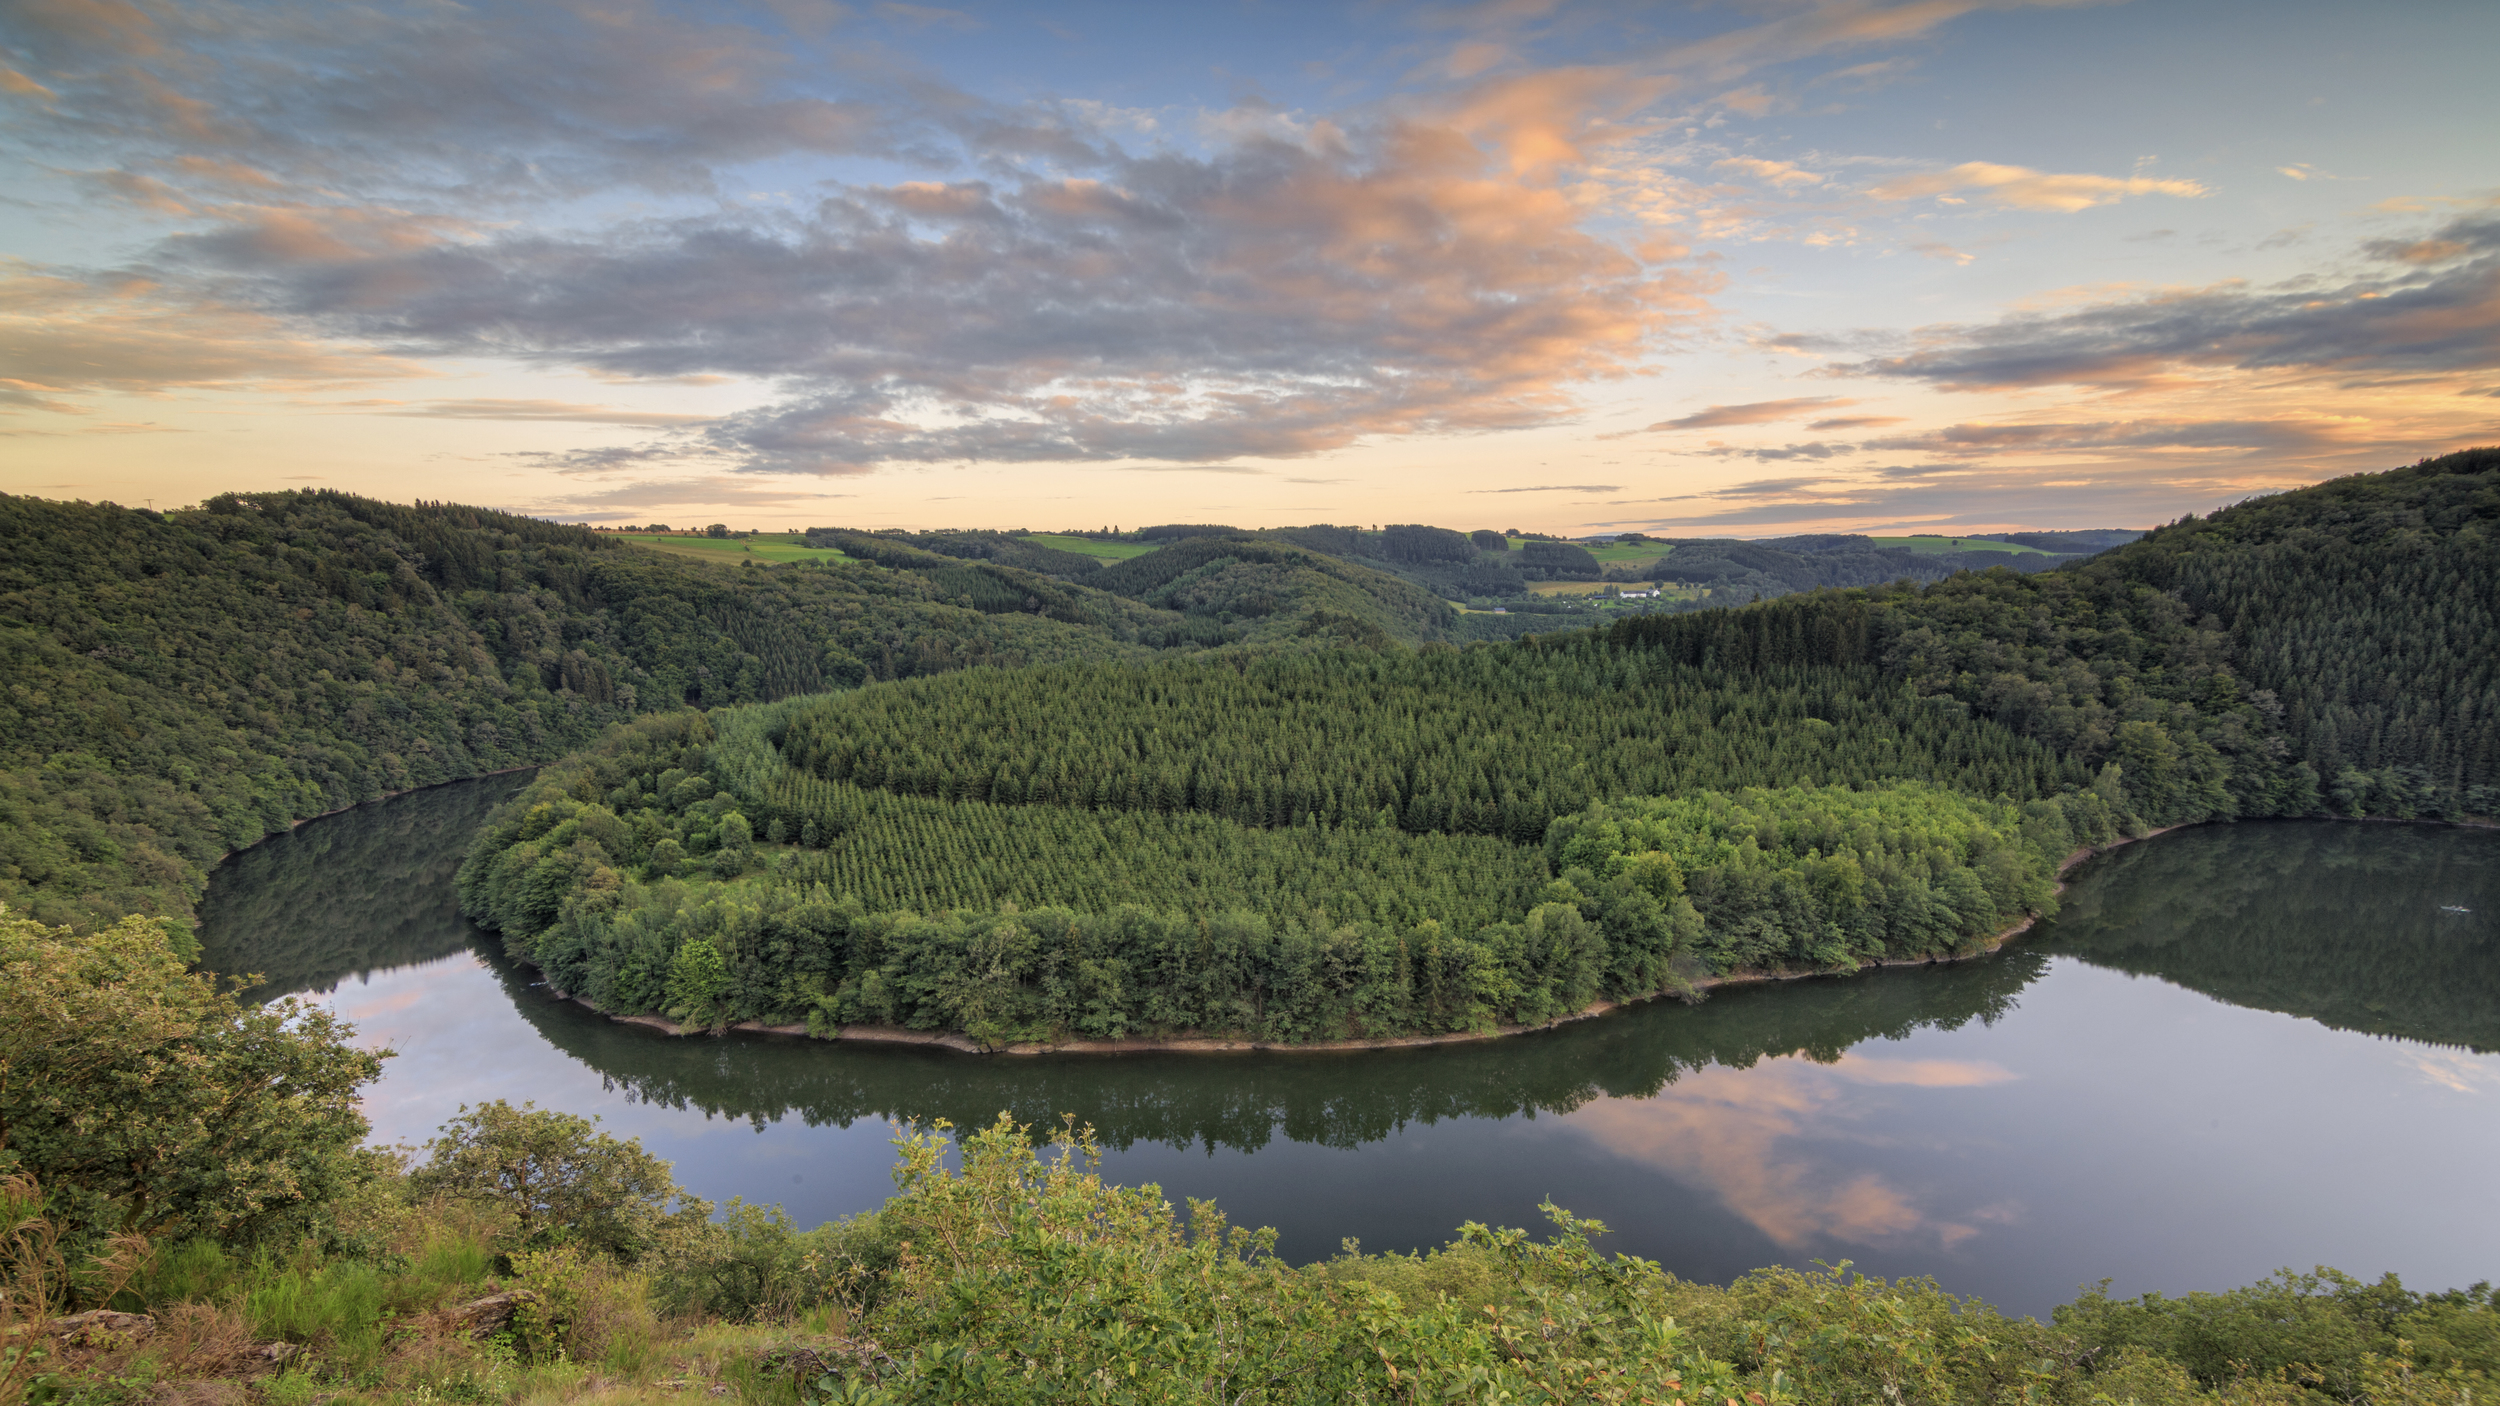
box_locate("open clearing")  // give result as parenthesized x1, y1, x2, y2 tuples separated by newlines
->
(614, 532, 853, 565)
(1020, 533, 1163, 560)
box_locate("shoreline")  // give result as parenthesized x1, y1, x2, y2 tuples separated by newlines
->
(537, 822, 2191, 1057)
(280, 764, 540, 832)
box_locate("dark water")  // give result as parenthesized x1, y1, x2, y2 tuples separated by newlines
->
(197, 780, 2500, 1319)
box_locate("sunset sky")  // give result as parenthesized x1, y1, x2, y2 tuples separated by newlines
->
(4, 0, 2495, 535)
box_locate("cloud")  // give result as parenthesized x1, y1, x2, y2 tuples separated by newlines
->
(1, 0, 915, 204)
(1868, 161, 2208, 212)
(1831, 215, 2500, 390)
(1704, 439, 1857, 461)
(1714, 156, 1823, 188)
(875, 3, 982, 32)
(1860, 418, 2367, 457)
(1650, 396, 1851, 430)
(159, 125, 1704, 470)
(1908, 239, 1975, 265)
(0, 259, 426, 395)
(0, 379, 89, 414)
(1808, 414, 1906, 429)
(1651, 0, 2112, 83)
(1626, 452, 2343, 534)
(364, 398, 716, 427)
(0, 0, 1738, 472)
(1471, 483, 1623, 492)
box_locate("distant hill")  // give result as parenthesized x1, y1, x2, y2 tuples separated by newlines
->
(1972, 529, 2145, 553)
(1246, 525, 2123, 622)
(0, 492, 1202, 933)
(1086, 534, 1458, 647)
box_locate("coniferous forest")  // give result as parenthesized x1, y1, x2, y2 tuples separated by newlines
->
(452, 450, 2496, 1046)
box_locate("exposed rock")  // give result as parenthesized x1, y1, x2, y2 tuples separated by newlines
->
(47, 1310, 157, 1345)
(244, 1341, 303, 1365)
(444, 1288, 539, 1337)
(759, 1337, 899, 1387)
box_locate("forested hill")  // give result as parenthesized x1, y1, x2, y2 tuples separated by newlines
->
(0, 491, 1205, 934)
(814, 527, 1462, 647)
(1614, 446, 2500, 821)
(456, 447, 2494, 1047)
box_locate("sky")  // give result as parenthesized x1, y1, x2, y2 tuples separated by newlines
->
(4, 0, 2497, 536)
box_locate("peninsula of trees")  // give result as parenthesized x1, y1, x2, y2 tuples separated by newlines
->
(455, 449, 2497, 1047)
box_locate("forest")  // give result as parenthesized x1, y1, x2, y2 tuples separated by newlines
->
(0, 491, 1217, 936)
(9, 451, 2500, 1406)
(456, 448, 2496, 1046)
(454, 667, 2110, 1043)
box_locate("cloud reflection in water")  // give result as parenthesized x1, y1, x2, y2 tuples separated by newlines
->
(1560, 1053, 2020, 1254)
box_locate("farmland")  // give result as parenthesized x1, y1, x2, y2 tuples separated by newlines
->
(613, 531, 854, 565)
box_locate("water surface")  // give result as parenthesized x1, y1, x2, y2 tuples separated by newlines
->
(197, 782, 2500, 1320)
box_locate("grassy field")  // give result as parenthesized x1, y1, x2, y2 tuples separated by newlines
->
(613, 532, 853, 565)
(1868, 535, 2052, 555)
(1019, 533, 1164, 561)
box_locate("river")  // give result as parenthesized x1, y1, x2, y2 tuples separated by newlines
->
(195, 773, 2500, 1320)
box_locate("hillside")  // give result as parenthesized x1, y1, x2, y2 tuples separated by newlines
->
(1615, 446, 2500, 821)
(1261, 523, 2120, 620)
(0, 492, 1204, 934)
(457, 448, 2495, 1047)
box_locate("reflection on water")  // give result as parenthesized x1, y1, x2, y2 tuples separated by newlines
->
(196, 782, 2500, 1319)
(1561, 1053, 2022, 1253)
(2039, 820, 2499, 1051)
(195, 770, 534, 1001)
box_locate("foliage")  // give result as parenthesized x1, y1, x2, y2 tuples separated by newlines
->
(0, 491, 1190, 932)
(1547, 781, 2087, 972)
(1613, 447, 2499, 824)
(406, 1101, 709, 1263)
(772, 646, 2073, 843)
(11, 1105, 2496, 1406)
(0, 909, 384, 1256)
(1082, 534, 1461, 645)
(462, 747, 2074, 1041)
(852, 1115, 1766, 1405)
(2057, 1270, 2500, 1398)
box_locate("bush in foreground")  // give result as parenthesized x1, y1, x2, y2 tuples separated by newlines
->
(12, 1112, 2496, 1406)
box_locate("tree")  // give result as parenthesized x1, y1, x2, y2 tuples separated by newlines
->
(1470, 529, 1508, 552)
(0, 909, 385, 1254)
(705, 523, 731, 538)
(408, 1100, 705, 1261)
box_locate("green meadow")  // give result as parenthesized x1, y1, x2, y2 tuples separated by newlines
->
(613, 532, 854, 565)
(1015, 532, 1164, 560)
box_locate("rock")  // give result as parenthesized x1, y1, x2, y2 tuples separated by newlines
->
(758, 1337, 899, 1387)
(445, 1289, 539, 1337)
(47, 1310, 157, 1345)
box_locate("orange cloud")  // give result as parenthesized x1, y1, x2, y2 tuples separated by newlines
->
(1870, 162, 2208, 212)
(0, 260, 427, 398)
(1650, 396, 1853, 430)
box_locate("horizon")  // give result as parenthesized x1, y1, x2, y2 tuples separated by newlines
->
(5, 0, 2495, 535)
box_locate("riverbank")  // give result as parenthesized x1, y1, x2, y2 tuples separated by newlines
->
(281, 764, 540, 832)
(540, 823, 2194, 1056)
